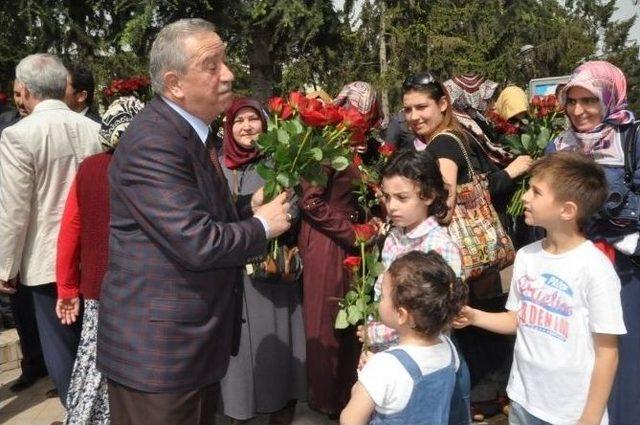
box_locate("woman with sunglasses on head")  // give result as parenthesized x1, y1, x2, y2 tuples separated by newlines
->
(402, 72, 533, 225)
(401, 73, 533, 423)
(547, 61, 639, 424)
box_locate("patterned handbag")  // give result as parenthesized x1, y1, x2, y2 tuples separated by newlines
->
(443, 132, 516, 280)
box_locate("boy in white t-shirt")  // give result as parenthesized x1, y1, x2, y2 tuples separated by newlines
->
(455, 151, 626, 425)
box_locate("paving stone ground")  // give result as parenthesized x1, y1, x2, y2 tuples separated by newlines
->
(1, 327, 507, 424)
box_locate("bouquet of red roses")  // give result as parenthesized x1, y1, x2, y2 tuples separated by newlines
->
(488, 94, 565, 217)
(352, 144, 396, 222)
(103, 76, 152, 102)
(256, 92, 371, 202)
(334, 223, 384, 352)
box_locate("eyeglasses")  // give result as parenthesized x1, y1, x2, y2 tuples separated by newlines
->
(402, 73, 438, 91)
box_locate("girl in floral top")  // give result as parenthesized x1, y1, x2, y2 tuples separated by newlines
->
(359, 149, 471, 424)
(366, 149, 462, 347)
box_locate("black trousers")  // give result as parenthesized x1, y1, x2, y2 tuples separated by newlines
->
(9, 280, 47, 380)
(31, 283, 81, 407)
(108, 379, 219, 425)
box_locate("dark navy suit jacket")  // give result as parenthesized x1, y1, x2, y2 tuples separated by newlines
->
(96, 97, 267, 392)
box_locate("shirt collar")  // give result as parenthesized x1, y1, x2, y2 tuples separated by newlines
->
(162, 97, 210, 144)
(31, 99, 69, 113)
(390, 216, 440, 242)
(79, 106, 89, 116)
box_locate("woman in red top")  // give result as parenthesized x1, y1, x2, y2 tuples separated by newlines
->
(56, 96, 144, 424)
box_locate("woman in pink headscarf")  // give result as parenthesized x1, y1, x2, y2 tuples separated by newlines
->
(549, 61, 638, 424)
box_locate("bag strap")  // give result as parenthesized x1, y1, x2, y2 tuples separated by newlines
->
(231, 169, 239, 204)
(436, 131, 476, 180)
(623, 120, 640, 190)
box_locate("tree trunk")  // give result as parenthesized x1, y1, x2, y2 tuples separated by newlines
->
(379, 2, 390, 126)
(249, 25, 274, 103)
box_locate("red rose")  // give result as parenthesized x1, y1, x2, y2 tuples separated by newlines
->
(280, 104, 293, 120)
(353, 223, 377, 243)
(267, 96, 285, 114)
(299, 98, 330, 127)
(378, 144, 396, 158)
(342, 108, 367, 131)
(536, 106, 549, 118)
(353, 154, 363, 167)
(544, 95, 558, 108)
(505, 124, 520, 135)
(531, 96, 542, 107)
(323, 104, 343, 126)
(299, 108, 328, 127)
(288, 92, 308, 111)
(343, 256, 362, 270)
(267, 96, 294, 120)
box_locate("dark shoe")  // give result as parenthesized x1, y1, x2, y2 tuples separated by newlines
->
(9, 374, 40, 392)
(45, 388, 58, 398)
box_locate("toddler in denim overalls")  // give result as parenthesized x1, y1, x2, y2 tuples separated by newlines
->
(340, 251, 467, 425)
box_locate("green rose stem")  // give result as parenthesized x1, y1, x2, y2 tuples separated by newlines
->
(359, 240, 369, 352)
(289, 127, 312, 174)
(507, 179, 527, 217)
(325, 125, 348, 144)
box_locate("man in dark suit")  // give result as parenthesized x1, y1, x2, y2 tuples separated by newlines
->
(96, 18, 292, 425)
(64, 64, 101, 123)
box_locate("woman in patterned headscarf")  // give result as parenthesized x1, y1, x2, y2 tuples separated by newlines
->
(55, 96, 144, 425)
(548, 61, 638, 425)
(298, 81, 382, 418)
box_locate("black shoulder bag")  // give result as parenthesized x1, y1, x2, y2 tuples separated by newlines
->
(602, 120, 640, 225)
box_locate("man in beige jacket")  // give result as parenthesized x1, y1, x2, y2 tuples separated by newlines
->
(0, 53, 101, 410)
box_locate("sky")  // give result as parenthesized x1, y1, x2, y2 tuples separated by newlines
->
(333, 0, 639, 45)
(612, 0, 639, 44)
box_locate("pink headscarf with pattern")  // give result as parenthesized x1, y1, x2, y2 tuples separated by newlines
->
(554, 61, 635, 165)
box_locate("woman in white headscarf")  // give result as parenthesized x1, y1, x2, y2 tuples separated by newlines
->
(56, 97, 144, 425)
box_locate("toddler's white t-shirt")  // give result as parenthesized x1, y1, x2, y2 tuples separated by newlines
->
(358, 336, 459, 415)
(506, 240, 626, 425)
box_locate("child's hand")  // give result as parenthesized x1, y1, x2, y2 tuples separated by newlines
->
(452, 306, 475, 329)
(356, 325, 365, 343)
(578, 415, 601, 425)
(358, 350, 373, 370)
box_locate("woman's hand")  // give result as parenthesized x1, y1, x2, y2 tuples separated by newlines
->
(356, 325, 366, 343)
(56, 297, 81, 325)
(505, 155, 533, 179)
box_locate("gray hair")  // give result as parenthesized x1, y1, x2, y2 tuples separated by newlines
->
(149, 18, 218, 95)
(15, 54, 68, 100)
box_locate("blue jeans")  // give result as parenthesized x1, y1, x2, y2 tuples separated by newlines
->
(509, 401, 552, 425)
